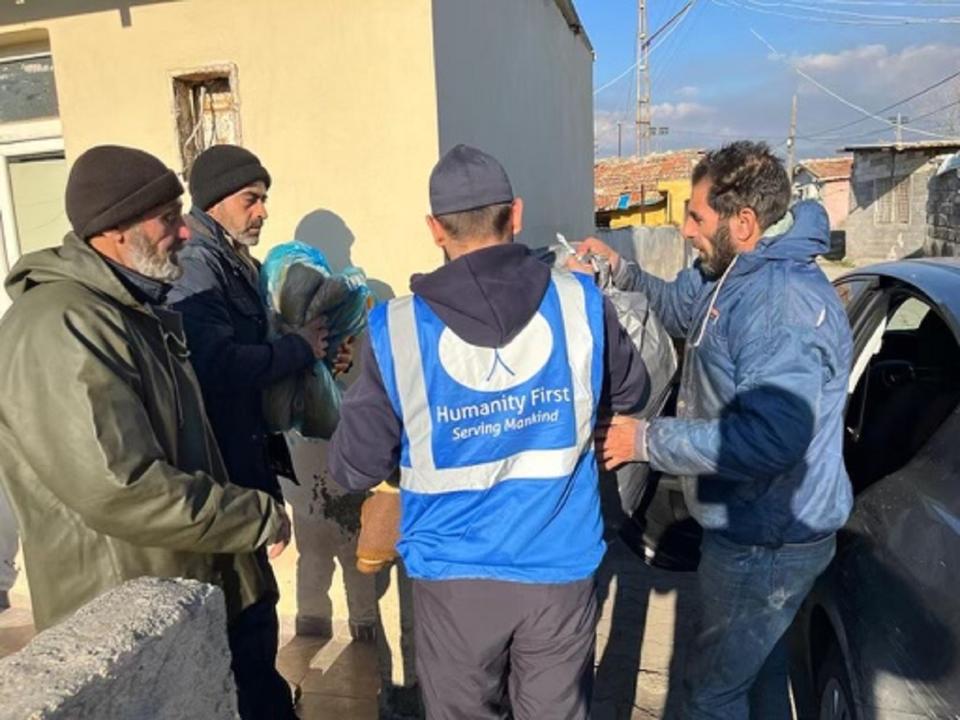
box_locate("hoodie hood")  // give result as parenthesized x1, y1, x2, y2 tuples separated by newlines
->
(410, 243, 550, 348)
(5, 232, 141, 309)
(751, 200, 831, 263)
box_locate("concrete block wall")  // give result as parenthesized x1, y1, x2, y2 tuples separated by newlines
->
(0, 578, 238, 720)
(927, 171, 960, 257)
(597, 225, 692, 281)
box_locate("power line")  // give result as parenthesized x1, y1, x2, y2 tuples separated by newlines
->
(750, 29, 960, 140)
(712, 0, 960, 25)
(652, 0, 704, 90)
(738, 0, 960, 21)
(807, 99, 960, 143)
(799, 68, 960, 139)
(594, 0, 697, 95)
(810, 0, 960, 6)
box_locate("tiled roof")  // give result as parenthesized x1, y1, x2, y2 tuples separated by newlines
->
(595, 149, 704, 212)
(796, 157, 853, 181)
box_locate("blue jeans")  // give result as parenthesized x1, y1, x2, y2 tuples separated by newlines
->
(679, 531, 836, 720)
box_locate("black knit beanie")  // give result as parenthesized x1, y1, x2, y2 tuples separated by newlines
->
(189, 145, 272, 211)
(65, 146, 183, 239)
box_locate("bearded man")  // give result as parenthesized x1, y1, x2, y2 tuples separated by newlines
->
(167, 144, 357, 719)
(580, 141, 853, 719)
(0, 145, 288, 712)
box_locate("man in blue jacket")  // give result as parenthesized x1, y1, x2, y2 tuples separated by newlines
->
(585, 141, 853, 719)
(330, 145, 649, 719)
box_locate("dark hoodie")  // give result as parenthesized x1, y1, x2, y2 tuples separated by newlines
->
(329, 242, 648, 491)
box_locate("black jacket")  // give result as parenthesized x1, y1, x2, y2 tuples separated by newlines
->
(329, 242, 649, 491)
(166, 208, 314, 499)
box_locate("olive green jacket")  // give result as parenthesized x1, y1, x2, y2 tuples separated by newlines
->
(0, 234, 282, 631)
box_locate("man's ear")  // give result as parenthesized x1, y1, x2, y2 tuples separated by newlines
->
(425, 214, 448, 250)
(511, 197, 524, 236)
(102, 227, 126, 246)
(732, 206, 759, 245)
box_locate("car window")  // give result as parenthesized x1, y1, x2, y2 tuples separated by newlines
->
(834, 278, 873, 312)
(887, 297, 930, 331)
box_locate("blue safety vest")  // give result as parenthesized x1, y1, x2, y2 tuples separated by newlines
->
(368, 269, 606, 583)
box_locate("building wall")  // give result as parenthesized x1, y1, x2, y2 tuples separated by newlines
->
(0, 0, 441, 297)
(927, 170, 960, 257)
(606, 204, 668, 229)
(431, 0, 593, 250)
(845, 151, 938, 261)
(596, 225, 691, 281)
(659, 178, 692, 226)
(597, 177, 691, 230)
(820, 179, 851, 230)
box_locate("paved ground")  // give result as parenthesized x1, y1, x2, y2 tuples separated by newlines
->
(0, 536, 697, 719)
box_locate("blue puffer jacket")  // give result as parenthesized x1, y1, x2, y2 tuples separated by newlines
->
(616, 201, 853, 546)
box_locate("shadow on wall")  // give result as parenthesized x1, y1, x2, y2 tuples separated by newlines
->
(0, 0, 176, 26)
(294, 209, 396, 303)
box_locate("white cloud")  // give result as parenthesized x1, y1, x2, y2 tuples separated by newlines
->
(791, 43, 960, 129)
(675, 85, 700, 99)
(794, 43, 960, 93)
(651, 102, 714, 122)
(795, 44, 887, 72)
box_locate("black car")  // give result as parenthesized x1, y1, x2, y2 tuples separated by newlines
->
(619, 259, 960, 720)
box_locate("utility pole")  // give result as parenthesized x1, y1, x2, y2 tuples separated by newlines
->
(617, 121, 623, 158)
(636, 0, 651, 157)
(888, 113, 907, 145)
(786, 93, 798, 181)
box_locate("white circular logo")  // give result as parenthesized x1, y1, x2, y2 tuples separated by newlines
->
(437, 313, 553, 391)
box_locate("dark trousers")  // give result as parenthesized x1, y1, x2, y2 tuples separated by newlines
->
(228, 597, 297, 720)
(680, 531, 836, 720)
(412, 577, 597, 720)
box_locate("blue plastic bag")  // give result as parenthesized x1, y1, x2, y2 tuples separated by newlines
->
(260, 242, 374, 437)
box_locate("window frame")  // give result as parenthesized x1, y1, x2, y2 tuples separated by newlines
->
(0, 134, 66, 314)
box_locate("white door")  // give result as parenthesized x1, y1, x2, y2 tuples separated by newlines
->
(0, 136, 68, 315)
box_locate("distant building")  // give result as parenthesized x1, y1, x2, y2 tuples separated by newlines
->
(793, 157, 853, 231)
(594, 149, 705, 229)
(843, 141, 960, 261)
(927, 151, 960, 258)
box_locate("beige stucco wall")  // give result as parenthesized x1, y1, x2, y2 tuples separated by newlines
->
(0, 0, 441, 297)
(431, 0, 594, 250)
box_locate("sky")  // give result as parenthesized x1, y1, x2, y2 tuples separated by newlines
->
(578, 0, 960, 160)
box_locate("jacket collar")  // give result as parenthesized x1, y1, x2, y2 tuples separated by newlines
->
(101, 256, 170, 306)
(186, 208, 260, 288)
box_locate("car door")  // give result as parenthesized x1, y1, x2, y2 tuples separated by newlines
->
(837, 283, 960, 717)
(797, 276, 960, 719)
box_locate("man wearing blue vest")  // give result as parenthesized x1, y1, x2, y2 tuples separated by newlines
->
(330, 145, 648, 719)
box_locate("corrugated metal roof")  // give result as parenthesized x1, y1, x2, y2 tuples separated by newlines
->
(842, 140, 960, 153)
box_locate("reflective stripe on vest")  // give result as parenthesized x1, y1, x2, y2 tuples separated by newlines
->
(373, 270, 601, 495)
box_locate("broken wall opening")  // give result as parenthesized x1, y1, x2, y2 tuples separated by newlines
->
(171, 64, 240, 177)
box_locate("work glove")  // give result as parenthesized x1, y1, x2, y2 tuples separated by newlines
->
(356, 481, 401, 574)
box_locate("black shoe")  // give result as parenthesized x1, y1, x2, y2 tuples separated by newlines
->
(295, 615, 333, 638)
(379, 683, 424, 720)
(349, 621, 377, 643)
(0, 591, 9, 611)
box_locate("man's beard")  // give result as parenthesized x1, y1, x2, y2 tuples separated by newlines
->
(232, 224, 262, 247)
(700, 223, 738, 279)
(128, 227, 183, 282)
